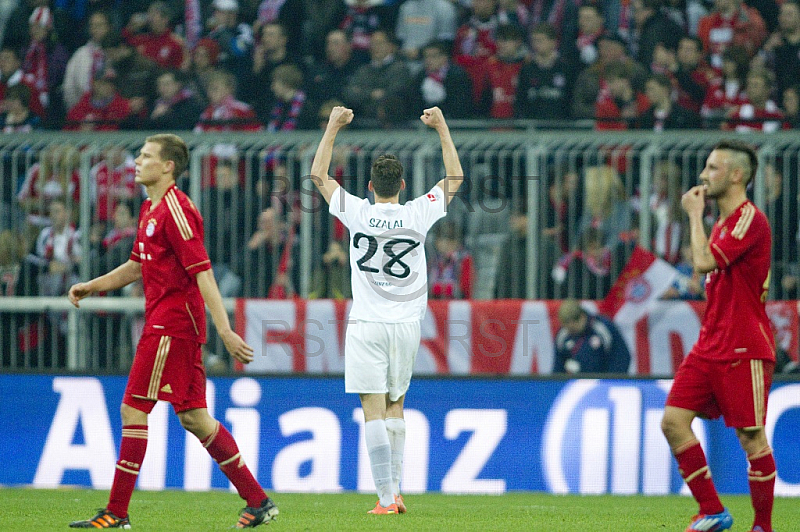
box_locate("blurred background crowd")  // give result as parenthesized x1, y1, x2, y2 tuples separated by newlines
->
(0, 0, 796, 132)
(1, 0, 799, 371)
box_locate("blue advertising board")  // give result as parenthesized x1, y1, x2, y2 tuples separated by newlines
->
(1, 375, 798, 495)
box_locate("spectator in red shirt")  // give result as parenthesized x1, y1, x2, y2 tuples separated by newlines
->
(194, 69, 261, 132)
(724, 68, 790, 132)
(123, 1, 187, 71)
(65, 70, 132, 131)
(594, 61, 650, 130)
(478, 23, 529, 118)
(429, 221, 474, 299)
(454, 0, 500, 104)
(701, 44, 749, 125)
(17, 144, 81, 223)
(90, 147, 138, 224)
(697, 0, 767, 68)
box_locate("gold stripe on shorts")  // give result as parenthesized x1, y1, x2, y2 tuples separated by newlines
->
(147, 336, 171, 399)
(750, 359, 764, 428)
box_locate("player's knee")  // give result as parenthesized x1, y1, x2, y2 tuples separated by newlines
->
(177, 409, 214, 437)
(177, 411, 202, 434)
(120, 403, 147, 425)
(660, 412, 682, 440)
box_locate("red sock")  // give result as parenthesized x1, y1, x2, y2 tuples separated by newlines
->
(674, 440, 724, 515)
(748, 447, 776, 532)
(201, 422, 266, 507)
(107, 425, 148, 518)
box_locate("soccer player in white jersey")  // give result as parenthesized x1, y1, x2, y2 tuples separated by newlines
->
(310, 106, 463, 514)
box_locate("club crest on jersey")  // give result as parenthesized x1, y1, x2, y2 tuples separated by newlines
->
(427, 193, 437, 202)
(145, 218, 157, 237)
(719, 227, 728, 239)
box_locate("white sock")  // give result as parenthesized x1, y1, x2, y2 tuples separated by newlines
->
(365, 419, 394, 507)
(385, 417, 405, 495)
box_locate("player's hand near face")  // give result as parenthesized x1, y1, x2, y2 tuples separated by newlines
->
(327, 106, 353, 131)
(681, 185, 706, 218)
(68, 282, 95, 308)
(220, 329, 255, 364)
(420, 106, 446, 131)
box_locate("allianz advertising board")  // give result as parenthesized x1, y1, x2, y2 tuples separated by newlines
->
(1, 375, 798, 495)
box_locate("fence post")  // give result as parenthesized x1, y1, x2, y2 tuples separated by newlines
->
(526, 143, 545, 300)
(67, 306, 81, 369)
(299, 149, 314, 298)
(638, 141, 660, 251)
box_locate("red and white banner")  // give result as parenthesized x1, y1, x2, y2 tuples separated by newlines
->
(235, 299, 799, 375)
(599, 246, 678, 325)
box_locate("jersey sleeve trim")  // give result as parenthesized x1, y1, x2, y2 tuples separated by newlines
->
(165, 189, 194, 241)
(185, 259, 211, 273)
(731, 203, 755, 240)
(710, 243, 730, 267)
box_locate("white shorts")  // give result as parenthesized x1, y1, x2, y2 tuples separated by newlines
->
(344, 320, 421, 401)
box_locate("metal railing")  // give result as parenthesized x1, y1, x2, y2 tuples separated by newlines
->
(1, 130, 798, 370)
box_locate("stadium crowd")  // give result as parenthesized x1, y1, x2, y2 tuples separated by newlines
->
(0, 0, 796, 131)
(1, 0, 800, 369)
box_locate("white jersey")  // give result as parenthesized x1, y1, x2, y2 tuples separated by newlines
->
(330, 184, 447, 322)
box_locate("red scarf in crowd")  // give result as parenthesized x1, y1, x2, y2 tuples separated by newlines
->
(23, 41, 48, 106)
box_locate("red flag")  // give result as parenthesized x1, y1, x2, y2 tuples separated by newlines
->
(600, 246, 678, 324)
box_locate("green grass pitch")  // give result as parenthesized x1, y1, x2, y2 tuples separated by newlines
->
(1, 487, 797, 531)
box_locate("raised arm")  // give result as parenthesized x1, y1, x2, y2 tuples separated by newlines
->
(68, 259, 142, 307)
(196, 269, 254, 364)
(309, 106, 353, 204)
(421, 107, 463, 204)
(682, 185, 718, 273)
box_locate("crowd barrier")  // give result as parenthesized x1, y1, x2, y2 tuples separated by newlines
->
(2, 374, 798, 495)
(2, 297, 797, 374)
(2, 130, 800, 371)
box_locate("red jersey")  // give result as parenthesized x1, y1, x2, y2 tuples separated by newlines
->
(123, 28, 185, 70)
(697, 7, 767, 65)
(723, 101, 790, 132)
(594, 92, 651, 130)
(694, 201, 774, 361)
(482, 56, 526, 119)
(91, 157, 137, 221)
(194, 95, 261, 132)
(65, 92, 131, 131)
(130, 185, 211, 343)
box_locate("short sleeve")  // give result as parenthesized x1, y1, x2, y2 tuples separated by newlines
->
(406, 185, 448, 232)
(164, 194, 211, 275)
(329, 187, 366, 228)
(709, 204, 768, 269)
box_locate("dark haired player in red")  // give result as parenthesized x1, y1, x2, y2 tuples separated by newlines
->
(661, 140, 776, 532)
(67, 134, 277, 529)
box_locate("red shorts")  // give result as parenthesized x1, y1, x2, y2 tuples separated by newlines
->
(666, 353, 774, 429)
(123, 333, 207, 414)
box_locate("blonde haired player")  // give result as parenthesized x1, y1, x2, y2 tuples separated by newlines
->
(310, 106, 463, 514)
